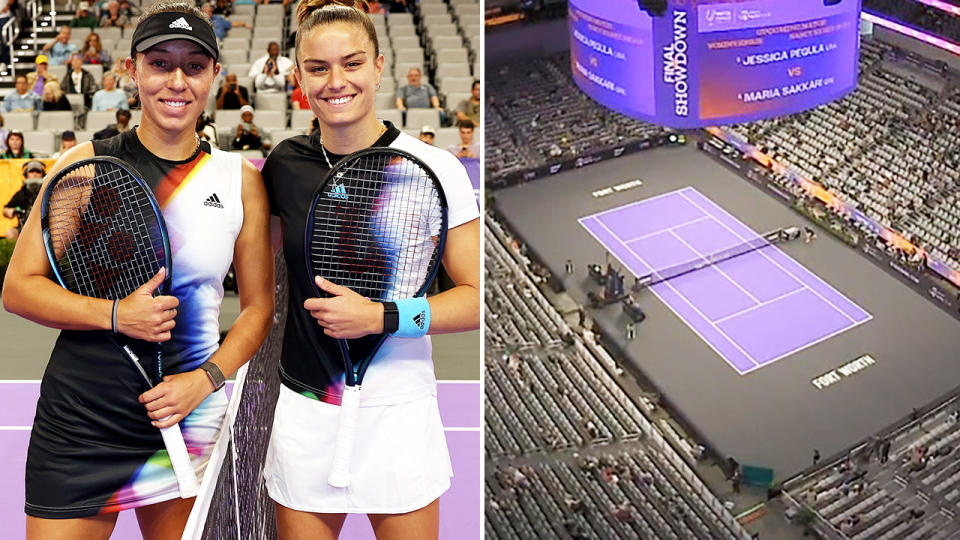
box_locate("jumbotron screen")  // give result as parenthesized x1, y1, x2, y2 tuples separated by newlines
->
(569, 0, 862, 128)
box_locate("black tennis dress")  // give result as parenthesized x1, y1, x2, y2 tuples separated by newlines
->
(25, 130, 242, 518)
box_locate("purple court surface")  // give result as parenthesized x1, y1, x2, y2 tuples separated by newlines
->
(579, 187, 872, 375)
(0, 380, 481, 540)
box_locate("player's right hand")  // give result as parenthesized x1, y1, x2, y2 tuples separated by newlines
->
(117, 267, 179, 342)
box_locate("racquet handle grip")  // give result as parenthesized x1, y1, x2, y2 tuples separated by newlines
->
(160, 422, 198, 498)
(328, 385, 362, 488)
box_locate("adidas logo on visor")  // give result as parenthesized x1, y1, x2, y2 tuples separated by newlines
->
(169, 17, 193, 31)
(204, 193, 224, 208)
(326, 183, 349, 200)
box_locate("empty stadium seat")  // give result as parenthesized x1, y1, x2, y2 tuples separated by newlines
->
(378, 109, 402, 127)
(254, 92, 288, 111)
(24, 130, 56, 156)
(36, 111, 73, 131)
(290, 109, 315, 131)
(404, 108, 439, 130)
(3, 112, 34, 131)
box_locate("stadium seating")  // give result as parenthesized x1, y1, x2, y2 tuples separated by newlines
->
(725, 38, 960, 272)
(484, 213, 752, 540)
(0, 0, 480, 156)
(486, 53, 672, 181)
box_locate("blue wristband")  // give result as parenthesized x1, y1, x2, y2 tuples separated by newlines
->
(394, 297, 430, 338)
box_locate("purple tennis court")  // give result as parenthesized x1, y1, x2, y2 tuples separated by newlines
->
(0, 381, 481, 540)
(579, 187, 872, 375)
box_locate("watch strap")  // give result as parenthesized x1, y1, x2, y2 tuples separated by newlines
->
(199, 361, 226, 391)
(382, 301, 399, 334)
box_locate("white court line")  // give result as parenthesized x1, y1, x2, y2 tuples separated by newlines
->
(667, 229, 762, 305)
(578, 217, 649, 278)
(0, 426, 483, 433)
(678, 190, 862, 325)
(711, 286, 807, 325)
(577, 186, 699, 222)
(593, 219, 760, 368)
(620, 216, 713, 244)
(735, 316, 873, 376)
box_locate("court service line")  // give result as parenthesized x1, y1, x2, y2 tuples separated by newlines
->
(593, 219, 759, 369)
(619, 215, 713, 244)
(579, 217, 650, 278)
(711, 286, 808, 325)
(667, 228, 762, 305)
(576, 187, 698, 221)
(678, 191, 860, 325)
(732, 315, 874, 375)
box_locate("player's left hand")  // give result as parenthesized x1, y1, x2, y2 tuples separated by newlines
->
(139, 370, 213, 428)
(304, 276, 384, 339)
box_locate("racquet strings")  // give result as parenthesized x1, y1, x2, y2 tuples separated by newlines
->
(46, 161, 166, 302)
(307, 151, 444, 302)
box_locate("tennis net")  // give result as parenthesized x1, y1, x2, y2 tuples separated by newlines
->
(183, 252, 287, 539)
(637, 229, 786, 288)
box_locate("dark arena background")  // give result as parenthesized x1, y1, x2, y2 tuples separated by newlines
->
(485, 1, 960, 538)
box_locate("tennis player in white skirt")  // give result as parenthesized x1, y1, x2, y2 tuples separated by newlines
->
(259, 1, 482, 538)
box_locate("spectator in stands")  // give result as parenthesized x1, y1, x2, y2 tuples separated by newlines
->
(42, 26, 79, 66)
(69, 2, 99, 29)
(0, 113, 8, 152)
(418, 125, 435, 146)
(81, 33, 111, 65)
(0, 0, 12, 67)
(26, 55, 59, 96)
(51, 130, 76, 158)
(118, 0, 139, 18)
(232, 104, 267, 151)
(213, 0, 232, 15)
(197, 112, 218, 148)
(92, 108, 131, 139)
(395, 67, 446, 124)
(455, 79, 481, 127)
(3, 160, 45, 239)
(2, 75, 42, 113)
(813, 448, 821, 465)
(447, 118, 480, 158)
(41, 81, 72, 111)
(110, 58, 138, 108)
(99, 1, 128, 27)
(64, 54, 99, 108)
(201, 2, 250, 41)
(91, 72, 130, 111)
(290, 76, 309, 110)
(216, 72, 250, 110)
(248, 41, 293, 93)
(1, 130, 32, 158)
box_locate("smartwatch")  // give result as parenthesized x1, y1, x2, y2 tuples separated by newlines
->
(199, 361, 226, 391)
(382, 301, 399, 334)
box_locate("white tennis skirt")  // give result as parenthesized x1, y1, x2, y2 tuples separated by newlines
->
(263, 385, 453, 514)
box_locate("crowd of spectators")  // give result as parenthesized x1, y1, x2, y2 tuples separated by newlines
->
(725, 38, 960, 273)
(484, 213, 752, 540)
(486, 52, 672, 181)
(864, 0, 960, 43)
(0, 0, 480, 159)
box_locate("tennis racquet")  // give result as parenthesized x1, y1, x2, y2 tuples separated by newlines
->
(39, 156, 198, 498)
(304, 147, 448, 488)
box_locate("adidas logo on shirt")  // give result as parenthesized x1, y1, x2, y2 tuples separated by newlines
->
(413, 311, 425, 330)
(169, 17, 193, 31)
(326, 182, 349, 200)
(204, 193, 224, 209)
